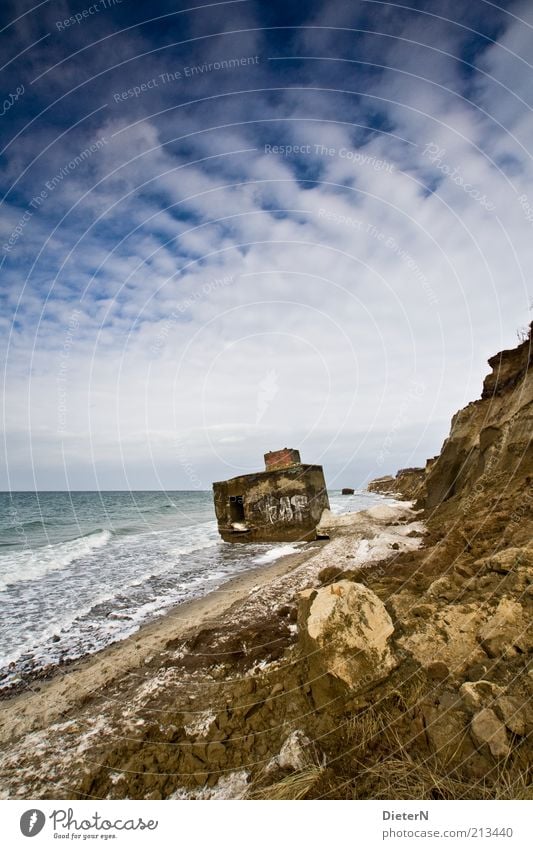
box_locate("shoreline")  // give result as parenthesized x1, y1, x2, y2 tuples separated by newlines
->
(0, 501, 427, 799)
(0, 491, 382, 696)
(0, 496, 405, 707)
(0, 540, 325, 744)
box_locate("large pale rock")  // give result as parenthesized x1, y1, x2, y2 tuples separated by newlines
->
(470, 708, 510, 758)
(298, 580, 398, 693)
(478, 598, 530, 657)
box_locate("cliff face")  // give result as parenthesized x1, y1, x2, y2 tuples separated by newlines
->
(369, 324, 533, 518)
(425, 327, 532, 512)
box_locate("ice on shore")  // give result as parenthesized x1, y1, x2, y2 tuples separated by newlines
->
(253, 543, 305, 565)
(170, 770, 249, 800)
(184, 709, 216, 737)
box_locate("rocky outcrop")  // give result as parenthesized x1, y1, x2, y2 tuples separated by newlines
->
(470, 708, 510, 759)
(481, 332, 532, 399)
(298, 580, 398, 702)
(367, 468, 426, 500)
(369, 323, 532, 514)
(424, 325, 532, 511)
(395, 467, 427, 500)
(367, 475, 396, 494)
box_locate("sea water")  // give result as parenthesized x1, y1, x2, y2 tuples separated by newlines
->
(0, 489, 387, 689)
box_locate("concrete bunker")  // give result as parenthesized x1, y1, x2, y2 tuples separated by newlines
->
(212, 448, 330, 543)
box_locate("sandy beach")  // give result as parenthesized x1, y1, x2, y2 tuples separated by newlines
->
(0, 501, 423, 798)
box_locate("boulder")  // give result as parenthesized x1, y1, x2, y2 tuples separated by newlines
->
(476, 547, 533, 575)
(478, 598, 530, 657)
(459, 680, 502, 712)
(427, 576, 458, 600)
(422, 705, 471, 763)
(298, 581, 398, 694)
(277, 730, 313, 771)
(470, 708, 510, 758)
(399, 604, 487, 676)
(494, 695, 532, 737)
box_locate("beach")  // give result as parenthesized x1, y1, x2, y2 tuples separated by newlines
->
(0, 489, 384, 691)
(0, 500, 423, 799)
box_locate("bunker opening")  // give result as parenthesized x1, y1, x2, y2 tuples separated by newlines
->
(229, 495, 245, 523)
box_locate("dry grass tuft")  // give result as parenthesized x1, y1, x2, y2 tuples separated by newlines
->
(251, 765, 325, 800)
(331, 752, 532, 800)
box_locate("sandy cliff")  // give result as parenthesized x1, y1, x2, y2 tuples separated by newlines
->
(370, 324, 533, 514)
(425, 326, 532, 512)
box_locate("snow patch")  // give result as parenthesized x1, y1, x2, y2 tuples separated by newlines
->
(184, 710, 216, 737)
(170, 770, 249, 799)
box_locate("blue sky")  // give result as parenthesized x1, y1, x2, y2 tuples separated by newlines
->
(1, 0, 532, 490)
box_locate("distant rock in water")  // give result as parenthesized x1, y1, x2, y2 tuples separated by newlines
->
(367, 475, 396, 494)
(368, 468, 425, 501)
(341, 487, 354, 495)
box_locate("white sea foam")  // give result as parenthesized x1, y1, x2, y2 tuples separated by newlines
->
(169, 536, 219, 558)
(0, 529, 112, 591)
(253, 543, 304, 565)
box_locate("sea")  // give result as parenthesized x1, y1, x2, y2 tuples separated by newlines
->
(0, 489, 389, 691)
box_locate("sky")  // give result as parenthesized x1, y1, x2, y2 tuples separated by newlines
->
(0, 0, 532, 491)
